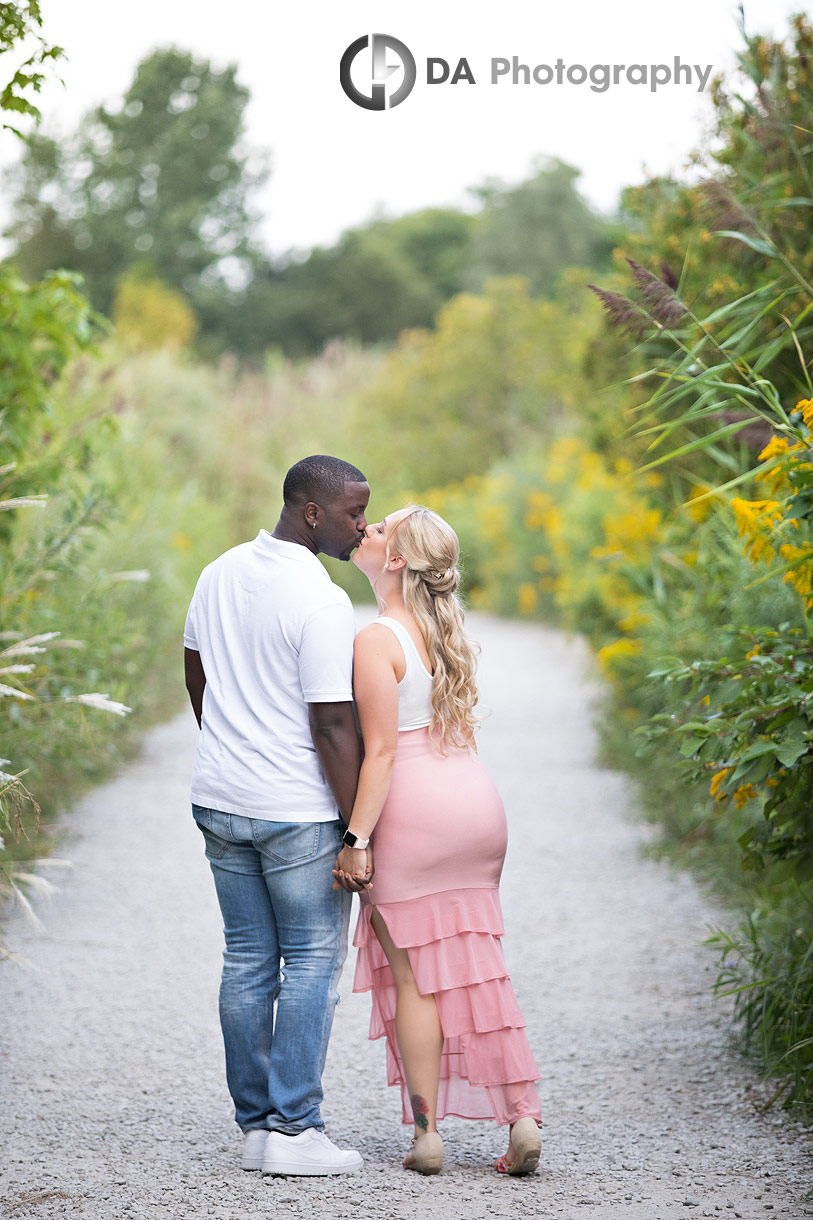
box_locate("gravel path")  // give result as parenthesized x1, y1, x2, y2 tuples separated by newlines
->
(1, 613, 810, 1220)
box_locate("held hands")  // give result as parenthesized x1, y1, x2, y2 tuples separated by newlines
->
(332, 844, 374, 893)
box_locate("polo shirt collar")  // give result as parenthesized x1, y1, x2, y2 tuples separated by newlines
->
(253, 529, 325, 567)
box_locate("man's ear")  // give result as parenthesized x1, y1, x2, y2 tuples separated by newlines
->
(305, 501, 319, 528)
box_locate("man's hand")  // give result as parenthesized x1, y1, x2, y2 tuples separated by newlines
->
(332, 845, 374, 893)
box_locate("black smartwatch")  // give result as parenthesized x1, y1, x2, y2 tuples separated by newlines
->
(342, 829, 370, 850)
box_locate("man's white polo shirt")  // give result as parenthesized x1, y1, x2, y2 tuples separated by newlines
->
(184, 530, 355, 821)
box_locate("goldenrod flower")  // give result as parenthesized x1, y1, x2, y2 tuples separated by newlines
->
(758, 436, 792, 463)
(756, 435, 806, 496)
(710, 767, 732, 801)
(596, 638, 642, 674)
(517, 583, 538, 615)
(686, 484, 714, 523)
(779, 542, 813, 596)
(731, 497, 784, 564)
(733, 783, 758, 809)
(797, 398, 813, 431)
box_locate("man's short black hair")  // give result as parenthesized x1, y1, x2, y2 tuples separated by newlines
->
(283, 455, 367, 507)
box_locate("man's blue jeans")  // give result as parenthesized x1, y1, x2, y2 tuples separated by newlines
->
(192, 806, 351, 1133)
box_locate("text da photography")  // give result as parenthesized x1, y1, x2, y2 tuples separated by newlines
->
(339, 33, 714, 110)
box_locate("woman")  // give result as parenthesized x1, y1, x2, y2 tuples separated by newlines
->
(333, 506, 542, 1176)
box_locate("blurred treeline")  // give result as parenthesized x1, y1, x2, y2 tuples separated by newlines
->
(2, 6, 812, 1115)
(3, 45, 619, 359)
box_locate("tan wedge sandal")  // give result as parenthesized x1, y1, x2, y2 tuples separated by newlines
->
(495, 1116, 541, 1176)
(403, 1131, 444, 1175)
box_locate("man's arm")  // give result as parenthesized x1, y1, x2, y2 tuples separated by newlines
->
(184, 647, 206, 728)
(307, 700, 361, 821)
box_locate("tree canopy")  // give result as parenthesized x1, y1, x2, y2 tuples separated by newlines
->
(4, 50, 618, 360)
(5, 47, 264, 315)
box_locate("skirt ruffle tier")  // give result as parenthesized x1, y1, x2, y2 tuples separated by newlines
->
(353, 886, 542, 1125)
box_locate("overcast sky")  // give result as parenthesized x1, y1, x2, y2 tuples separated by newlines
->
(2, 0, 806, 256)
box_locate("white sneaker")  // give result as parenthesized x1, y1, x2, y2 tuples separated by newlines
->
(262, 1127, 363, 1176)
(241, 1128, 269, 1171)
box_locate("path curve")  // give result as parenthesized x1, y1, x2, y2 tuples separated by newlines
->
(1, 613, 810, 1219)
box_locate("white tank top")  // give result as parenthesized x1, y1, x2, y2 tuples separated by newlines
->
(372, 616, 434, 731)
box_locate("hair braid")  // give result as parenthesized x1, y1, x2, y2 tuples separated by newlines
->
(388, 506, 479, 749)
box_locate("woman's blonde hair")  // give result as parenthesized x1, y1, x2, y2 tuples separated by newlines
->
(385, 505, 479, 748)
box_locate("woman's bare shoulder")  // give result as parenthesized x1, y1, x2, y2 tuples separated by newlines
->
(354, 620, 401, 653)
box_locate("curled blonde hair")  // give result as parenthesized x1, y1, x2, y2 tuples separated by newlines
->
(386, 505, 479, 749)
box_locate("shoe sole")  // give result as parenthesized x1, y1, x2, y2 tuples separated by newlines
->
(505, 1145, 540, 1175)
(499, 1118, 541, 1176)
(262, 1159, 363, 1176)
(404, 1157, 443, 1174)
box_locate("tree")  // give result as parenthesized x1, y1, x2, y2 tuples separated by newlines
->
(0, 1, 63, 138)
(464, 159, 618, 296)
(5, 47, 265, 320)
(219, 208, 475, 359)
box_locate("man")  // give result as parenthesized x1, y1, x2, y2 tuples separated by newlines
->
(183, 455, 371, 1176)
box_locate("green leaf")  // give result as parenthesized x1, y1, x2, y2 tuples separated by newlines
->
(774, 733, 810, 767)
(713, 230, 778, 258)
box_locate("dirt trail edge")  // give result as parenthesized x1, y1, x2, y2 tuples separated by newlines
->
(1, 613, 810, 1220)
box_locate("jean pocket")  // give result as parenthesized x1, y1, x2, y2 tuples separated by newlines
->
(191, 804, 212, 831)
(192, 806, 232, 859)
(256, 821, 321, 864)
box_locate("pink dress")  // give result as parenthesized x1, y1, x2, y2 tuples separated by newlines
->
(352, 617, 542, 1126)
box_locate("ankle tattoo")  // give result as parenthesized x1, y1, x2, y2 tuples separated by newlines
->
(410, 1094, 429, 1131)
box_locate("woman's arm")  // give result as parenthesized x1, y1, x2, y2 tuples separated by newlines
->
(333, 624, 401, 886)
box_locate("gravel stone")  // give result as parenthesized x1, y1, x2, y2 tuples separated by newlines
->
(0, 614, 811, 1219)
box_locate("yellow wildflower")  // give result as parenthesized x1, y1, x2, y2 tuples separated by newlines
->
(779, 542, 813, 596)
(731, 498, 784, 565)
(797, 398, 813, 431)
(686, 484, 715, 523)
(758, 436, 792, 463)
(709, 767, 732, 801)
(525, 491, 553, 531)
(756, 435, 806, 497)
(618, 607, 651, 633)
(733, 783, 758, 809)
(544, 437, 588, 486)
(596, 638, 642, 675)
(478, 502, 508, 542)
(517, 583, 538, 615)
(745, 646, 761, 660)
(596, 508, 662, 563)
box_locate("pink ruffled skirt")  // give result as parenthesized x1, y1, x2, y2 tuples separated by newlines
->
(352, 728, 541, 1126)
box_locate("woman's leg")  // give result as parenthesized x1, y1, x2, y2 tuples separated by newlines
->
(370, 908, 444, 1137)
